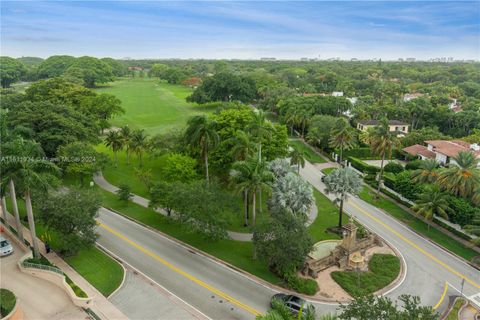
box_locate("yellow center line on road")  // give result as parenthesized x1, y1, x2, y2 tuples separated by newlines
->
(433, 282, 449, 310)
(98, 222, 263, 316)
(349, 202, 480, 289)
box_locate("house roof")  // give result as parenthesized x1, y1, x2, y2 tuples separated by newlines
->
(402, 144, 435, 159)
(425, 140, 480, 158)
(358, 119, 409, 126)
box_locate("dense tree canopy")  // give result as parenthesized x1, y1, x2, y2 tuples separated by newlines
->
(0, 56, 27, 88)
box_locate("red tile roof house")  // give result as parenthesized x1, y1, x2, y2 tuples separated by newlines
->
(403, 140, 480, 167)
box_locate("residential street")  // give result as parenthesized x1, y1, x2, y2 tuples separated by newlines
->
(95, 160, 480, 319)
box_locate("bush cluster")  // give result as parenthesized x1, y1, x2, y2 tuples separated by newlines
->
(283, 272, 318, 296)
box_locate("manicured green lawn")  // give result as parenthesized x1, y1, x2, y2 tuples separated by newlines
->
(331, 254, 400, 298)
(95, 78, 212, 135)
(4, 198, 124, 297)
(321, 167, 336, 175)
(308, 189, 348, 242)
(289, 140, 326, 164)
(359, 188, 479, 262)
(0, 289, 16, 317)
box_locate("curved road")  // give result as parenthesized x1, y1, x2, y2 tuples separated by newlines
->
(95, 160, 480, 319)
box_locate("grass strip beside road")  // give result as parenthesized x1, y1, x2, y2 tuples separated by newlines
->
(358, 188, 479, 262)
(331, 254, 400, 298)
(289, 140, 326, 164)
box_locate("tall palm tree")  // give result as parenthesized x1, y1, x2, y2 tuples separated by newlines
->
(129, 129, 148, 167)
(412, 185, 450, 230)
(437, 151, 480, 199)
(289, 148, 305, 174)
(329, 118, 357, 166)
(285, 108, 299, 137)
(247, 110, 271, 161)
(119, 125, 132, 164)
(365, 118, 401, 196)
(185, 115, 219, 183)
(297, 108, 313, 138)
(323, 168, 363, 228)
(104, 131, 123, 167)
(247, 110, 272, 213)
(411, 159, 439, 184)
(231, 156, 273, 226)
(3, 139, 59, 258)
(228, 130, 255, 161)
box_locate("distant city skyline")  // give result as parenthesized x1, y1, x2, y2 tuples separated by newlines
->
(1, 1, 479, 60)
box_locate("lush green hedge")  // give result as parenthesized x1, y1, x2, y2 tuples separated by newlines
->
(347, 157, 379, 174)
(0, 289, 16, 317)
(339, 148, 403, 160)
(331, 254, 400, 298)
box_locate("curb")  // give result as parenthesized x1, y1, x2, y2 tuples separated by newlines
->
(101, 206, 344, 305)
(95, 245, 127, 300)
(96, 242, 212, 320)
(363, 184, 480, 271)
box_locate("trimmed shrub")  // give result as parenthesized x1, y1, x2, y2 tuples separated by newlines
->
(383, 172, 396, 189)
(384, 161, 404, 174)
(445, 196, 479, 226)
(284, 272, 318, 295)
(347, 157, 380, 174)
(393, 171, 424, 201)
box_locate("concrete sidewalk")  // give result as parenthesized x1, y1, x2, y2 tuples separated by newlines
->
(1, 208, 128, 320)
(0, 232, 86, 320)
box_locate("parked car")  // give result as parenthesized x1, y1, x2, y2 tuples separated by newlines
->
(0, 236, 13, 256)
(270, 293, 315, 317)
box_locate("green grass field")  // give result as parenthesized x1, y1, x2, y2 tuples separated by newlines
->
(359, 187, 479, 262)
(289, 140, 327, 164)
(96, 78, 211, 135)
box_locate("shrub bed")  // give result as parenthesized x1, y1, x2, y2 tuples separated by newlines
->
(347, 157, 380, 174)
(24, 256, 88, 298)
(331, 254, 400, 298)
(284, 272, 318, 296)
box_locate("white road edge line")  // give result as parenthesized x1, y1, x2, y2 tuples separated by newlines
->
(96, 242, 213, 320)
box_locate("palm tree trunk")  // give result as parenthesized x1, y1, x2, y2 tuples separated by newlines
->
(1, 196, 8, 225)
(338, 198, 344, 228)
(204, 151, 209, 184)
(8, 180, 24, 243)
(339, 144, 344, 167)
(114, 150, 118, 167)
(243, 189, 249, 226)
(376, 152, 386, 197)
(298, 163, 300, 174)
(252, 192, 257, 226)
(259, 189, 262, 214)
(25, 191, 40, 258)
(126, 149, 130, 165)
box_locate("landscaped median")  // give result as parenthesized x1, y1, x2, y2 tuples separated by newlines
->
(18, 252, 92, 307)
(331, 253, 401, 298)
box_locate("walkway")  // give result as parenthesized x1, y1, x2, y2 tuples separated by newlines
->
(0, 208, 128, 320)
(93, 172, 318, 242)
(0, 232, 86, 320)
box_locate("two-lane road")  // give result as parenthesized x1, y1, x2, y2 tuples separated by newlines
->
(96, 160, 479, 319)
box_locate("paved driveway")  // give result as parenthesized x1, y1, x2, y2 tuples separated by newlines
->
(0, 233, 87, 320)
